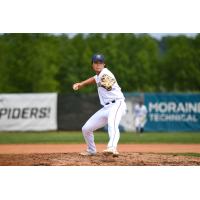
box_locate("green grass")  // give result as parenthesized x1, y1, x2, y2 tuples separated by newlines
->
(1, 131, 200, 144)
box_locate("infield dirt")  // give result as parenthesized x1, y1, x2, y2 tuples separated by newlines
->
(0, 144, 200, 166)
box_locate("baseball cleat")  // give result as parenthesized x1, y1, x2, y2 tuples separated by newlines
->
(80, 151, 96, 156)
(103, 148, 119, 157)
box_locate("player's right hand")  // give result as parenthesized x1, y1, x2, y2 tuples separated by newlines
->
(72, 83, 81, 91)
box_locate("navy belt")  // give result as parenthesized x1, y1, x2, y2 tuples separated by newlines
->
(105, 100, 116, 105)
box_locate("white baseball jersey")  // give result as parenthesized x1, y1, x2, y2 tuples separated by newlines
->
(134, 104, 147, 117)
(94, 68, 125, 106)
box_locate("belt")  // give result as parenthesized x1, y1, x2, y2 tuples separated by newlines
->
(105, 100, 116, 105)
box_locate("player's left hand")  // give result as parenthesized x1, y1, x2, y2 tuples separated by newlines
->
(100, 74, 116, 91)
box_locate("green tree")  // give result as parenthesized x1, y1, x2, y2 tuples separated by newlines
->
(160, 35, 198, 92)
(0, 34, 59, 92)
(0, 33, 200, 94)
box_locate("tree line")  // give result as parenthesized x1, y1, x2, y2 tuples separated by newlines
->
(0, 33, 200, 93)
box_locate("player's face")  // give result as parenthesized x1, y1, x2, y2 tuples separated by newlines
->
(92, 61, 105, 74)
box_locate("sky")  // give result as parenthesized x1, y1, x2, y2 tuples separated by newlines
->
(67, 33, 198, 40)
(149, 33, 198, 40)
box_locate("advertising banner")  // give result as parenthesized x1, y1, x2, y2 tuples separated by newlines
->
(0, 93, 57, 131)
(145, 93, 200, 132)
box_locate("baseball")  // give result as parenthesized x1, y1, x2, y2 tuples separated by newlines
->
(73, 84, 78, 91)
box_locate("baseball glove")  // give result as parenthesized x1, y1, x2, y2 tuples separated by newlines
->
(100, 74, 116, 91)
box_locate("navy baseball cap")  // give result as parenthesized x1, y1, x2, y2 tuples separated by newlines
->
(91, 54, 105, 63)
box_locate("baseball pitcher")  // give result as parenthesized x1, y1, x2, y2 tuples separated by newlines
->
(72, 54, 127, 157)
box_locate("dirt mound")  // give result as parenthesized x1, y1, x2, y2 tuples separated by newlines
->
(0, 152, 200, 166)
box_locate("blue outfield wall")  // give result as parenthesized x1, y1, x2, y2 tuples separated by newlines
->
(144, 93, 200, 132)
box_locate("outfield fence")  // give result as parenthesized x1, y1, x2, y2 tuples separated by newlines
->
(0, 93, 200, 132)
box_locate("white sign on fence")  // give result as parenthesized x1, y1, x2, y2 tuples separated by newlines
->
(0, 93, 57, 131)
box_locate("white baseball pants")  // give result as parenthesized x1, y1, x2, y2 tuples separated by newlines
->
(135, 116, 146, 129)
(82, 100, 127, 153)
